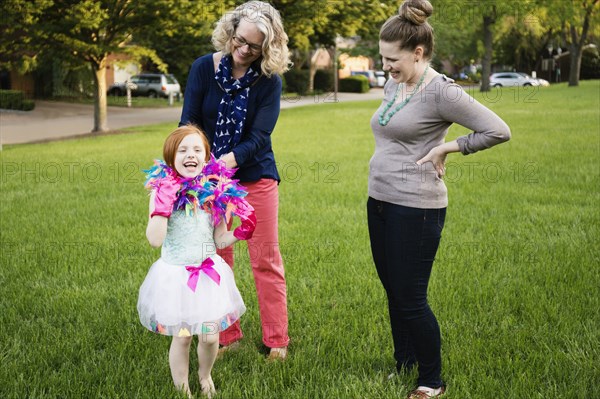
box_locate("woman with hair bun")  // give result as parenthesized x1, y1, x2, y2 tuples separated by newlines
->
(368, 0, 511, 397)
(180, 1, 291, 360)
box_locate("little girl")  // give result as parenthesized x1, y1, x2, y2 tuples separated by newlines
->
(137, 124, 256, 398)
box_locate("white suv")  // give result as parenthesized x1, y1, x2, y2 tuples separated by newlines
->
(108, 73, 181, 98)
(489, 72, 541, 87)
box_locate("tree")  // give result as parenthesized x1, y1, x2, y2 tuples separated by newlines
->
(430, 1, 480, 72)
(564, 0, 599, 85)
(433, 0, 539, 91)
(480, 6, 498, 92)
(477, 2, 539, 91)
(134, 0, 236, 90)
(494, 12, 548, 74)
(38, 0, 166, 132)
(0, 0, 53, 74)
(311, 1, 394, 91)
(272, 0, 396, 92)
(539, 0, 600, 86)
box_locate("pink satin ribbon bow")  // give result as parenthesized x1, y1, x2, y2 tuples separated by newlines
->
(185, 258, 221, 292)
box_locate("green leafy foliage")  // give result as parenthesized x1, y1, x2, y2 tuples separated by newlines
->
(581, 45, 600, 78)
(283, 69, 311, 95)
(314, 69, 335, 92)
(339, 75, 369, 93)
(0, 0, 53, 73)
(0, 89, 35, 110)
(132, 0, 234, 89)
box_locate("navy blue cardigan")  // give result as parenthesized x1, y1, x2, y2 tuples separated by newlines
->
(179, 53, 282, 183)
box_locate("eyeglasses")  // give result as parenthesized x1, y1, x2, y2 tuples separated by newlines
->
(232, 36, 262, 53)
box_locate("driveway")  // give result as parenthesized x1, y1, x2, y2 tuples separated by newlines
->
(0, 90, 383, 146)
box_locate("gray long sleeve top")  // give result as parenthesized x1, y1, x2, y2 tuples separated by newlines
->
(369, 74, 511, 209)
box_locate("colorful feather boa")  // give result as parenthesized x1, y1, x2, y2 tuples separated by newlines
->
(143, 155, 253, 226)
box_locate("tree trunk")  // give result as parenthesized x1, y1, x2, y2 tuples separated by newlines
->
(308, 48, 319, 93)
(327, 45, 338, 102)
(568, 44, 582, 86)
(567, 0, 597, 87)
(91, 58, 109, 133)
(480, 14, 495, 92)
(291, 48, 307, 70)
(567, 0, 598, 86)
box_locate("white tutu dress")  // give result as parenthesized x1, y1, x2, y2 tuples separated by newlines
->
(138, 209, 246, 337)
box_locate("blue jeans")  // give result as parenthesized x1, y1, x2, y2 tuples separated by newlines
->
(367, 197, 446, 388)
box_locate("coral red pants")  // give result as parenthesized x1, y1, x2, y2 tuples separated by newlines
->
(218, 178, 289, 348)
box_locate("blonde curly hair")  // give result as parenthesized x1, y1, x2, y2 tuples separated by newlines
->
(212, 1, 291, 77)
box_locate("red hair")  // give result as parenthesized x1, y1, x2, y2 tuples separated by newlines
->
(163, 124, 210, 169)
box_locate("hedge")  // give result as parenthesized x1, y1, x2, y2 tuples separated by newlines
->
(581, 46, 600, 79)
(0, 90, 35, 111)
(21, 100, 35, 111)
(283, 69, 310, 95)
(314, 69, 334, 92)
(339, 75, 370, 93)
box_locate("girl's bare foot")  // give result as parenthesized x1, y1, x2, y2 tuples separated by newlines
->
(200, 376, 216, 398)
(174, 385, 193, 399)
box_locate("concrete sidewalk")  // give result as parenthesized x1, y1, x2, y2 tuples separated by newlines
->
(0, 89, 383, 146)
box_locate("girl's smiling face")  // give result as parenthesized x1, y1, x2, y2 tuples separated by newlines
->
(174, 133, 207, 178)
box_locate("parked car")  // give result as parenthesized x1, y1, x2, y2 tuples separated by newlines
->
(108, 73, 181, 98)
(350, 70, 377, 88)
(489, 72, 545, 87)
(374, 71, 387, 87)
(516, 72, 549, 86)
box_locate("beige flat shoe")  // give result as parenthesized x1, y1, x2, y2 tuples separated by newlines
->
(267, 347, 288, 361)
(407, 386, 446, 399)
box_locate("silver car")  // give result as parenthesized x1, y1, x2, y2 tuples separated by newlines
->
(108, 73, 181, 98)
(490, 72, 541, 87)
(375, 71, 387, 87)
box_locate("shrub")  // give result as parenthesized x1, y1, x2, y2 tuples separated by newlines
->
(0, 90, 23, 110)
(22, 100, 35, 111)
(581, 46, 600, 80)
(283, 69, 310, 95)
(339, 75, 370, 93)
(314, 69, 334, 92)
(0, 90, 34, 110)
(467, 71, 481, 83)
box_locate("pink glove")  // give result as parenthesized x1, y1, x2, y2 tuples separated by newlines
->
(233, 210, 257, 240)
(151, 174, 181, 218)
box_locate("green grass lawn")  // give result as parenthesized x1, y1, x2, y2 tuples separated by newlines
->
(1, 81, 599, 398)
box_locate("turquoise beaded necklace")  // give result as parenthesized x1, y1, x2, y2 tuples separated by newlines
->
(378, 64, 430, 126)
